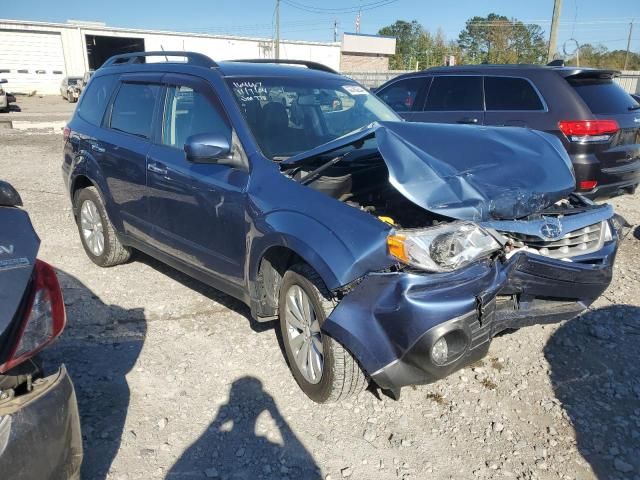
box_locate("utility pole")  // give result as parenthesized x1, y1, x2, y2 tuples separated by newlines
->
(334, 19, 338, 42)
(624, 21, 634, 71)
(547, 0, 563, 63)
(275, 0, 280, 60)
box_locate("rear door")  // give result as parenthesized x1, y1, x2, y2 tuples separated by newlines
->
(566, 73, 640, 177)
(375, 76, 430, 121)
(416, 75, 484, 125)
(483, 76, 548, 128)
(100, 75, 163, 242)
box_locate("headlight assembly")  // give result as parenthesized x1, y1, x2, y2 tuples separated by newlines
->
(387, 222, 501, 272)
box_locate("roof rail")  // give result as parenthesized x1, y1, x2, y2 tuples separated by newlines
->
(102, 51, 218, 68)
(227, 59, 337, 74)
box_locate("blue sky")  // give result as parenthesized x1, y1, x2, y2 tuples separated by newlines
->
(5, 0, 639, 52)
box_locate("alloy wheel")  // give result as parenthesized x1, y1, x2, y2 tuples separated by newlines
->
(284, 284, 324, 384)
(80, 199, 105, 256)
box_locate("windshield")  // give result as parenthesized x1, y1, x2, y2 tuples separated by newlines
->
(226, 77, 399, 159)
(68, 78, 82, 86)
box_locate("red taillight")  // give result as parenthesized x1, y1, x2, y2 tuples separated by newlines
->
(558, 120, 619, 142)
(0, 260, 66, 373)
(579, 180, 598, 190)
(63, 126, 71, 142)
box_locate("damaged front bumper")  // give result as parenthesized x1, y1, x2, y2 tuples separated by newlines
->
(323, 234, 616, 393)
(0, 365, 83, 480)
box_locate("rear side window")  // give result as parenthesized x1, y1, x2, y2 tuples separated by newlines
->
(485, 77, 544, 111)
(110, 83, 160, 138)
(425, 76, 483, 111)
(77, 75, 117, 126)
(567, 77, 639, 114)
(377, 77, 426, 112)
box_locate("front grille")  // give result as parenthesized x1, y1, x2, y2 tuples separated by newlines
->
(503, 221, 605, 259)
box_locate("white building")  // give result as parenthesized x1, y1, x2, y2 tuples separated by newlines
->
(0, 19, 342, 95)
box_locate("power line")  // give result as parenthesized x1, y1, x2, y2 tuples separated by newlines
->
(281, 0, 398, 14)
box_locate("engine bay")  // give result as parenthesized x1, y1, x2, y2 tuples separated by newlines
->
(287, 149, 442, 229)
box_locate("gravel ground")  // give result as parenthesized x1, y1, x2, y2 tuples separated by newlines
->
(1, 98, 639, 480)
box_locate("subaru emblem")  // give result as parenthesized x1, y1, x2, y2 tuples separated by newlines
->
(540, 217, 563, 240)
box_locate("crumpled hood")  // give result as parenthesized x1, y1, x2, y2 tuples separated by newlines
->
(284, 121, 576, 221)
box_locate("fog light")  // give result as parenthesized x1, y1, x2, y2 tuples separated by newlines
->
(431, 337, 448, 366)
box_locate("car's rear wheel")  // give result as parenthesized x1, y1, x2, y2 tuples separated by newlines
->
(278, 263, 367, 403)
(74, 187, 131, 267)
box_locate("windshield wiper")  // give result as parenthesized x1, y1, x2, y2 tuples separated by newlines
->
(298, 155, 345, 185)
(629, 105, 640, 111)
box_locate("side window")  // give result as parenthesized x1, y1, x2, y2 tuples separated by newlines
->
(485, 77, 544, 111)
(110, 82, 160, 138)
(77, 74, 117, 126)
(378, 77, 426, 112)
(425, 76, 483, 111)
(161, 85, 231, 149)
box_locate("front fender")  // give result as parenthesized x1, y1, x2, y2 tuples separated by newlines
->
(249, 210, 378, 290)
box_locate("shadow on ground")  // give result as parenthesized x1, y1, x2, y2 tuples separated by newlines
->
(167, 376, 322, 480)
(135, 251, 273, 334)
(545, 305, 640, 478)
(42, 269, 147, 480)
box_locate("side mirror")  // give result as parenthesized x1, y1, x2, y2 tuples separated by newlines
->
(184, 133, 232, 164)
(0, 181, 23, 207)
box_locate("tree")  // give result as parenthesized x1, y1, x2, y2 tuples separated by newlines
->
(378, 21, 459, 69)
(457, 13, 546, 64)
(378, 20, 428, 69)
(566, 44, 640, 70)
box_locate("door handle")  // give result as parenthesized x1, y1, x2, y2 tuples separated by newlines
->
(457, 117, 479, 124)
(90, 143, 106, 153)
(147, 163, 168, 175)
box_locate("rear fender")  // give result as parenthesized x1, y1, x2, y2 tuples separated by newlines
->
(68, 155, 124, 232)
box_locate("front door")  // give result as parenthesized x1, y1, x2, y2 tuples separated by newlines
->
(146, 74, 248, 286)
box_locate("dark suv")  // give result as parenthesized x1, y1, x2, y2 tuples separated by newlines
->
(375, 65, 640, 199)
(63, 52, 618, 402)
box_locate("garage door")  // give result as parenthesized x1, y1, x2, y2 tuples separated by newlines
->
(0, 30, 66, 95)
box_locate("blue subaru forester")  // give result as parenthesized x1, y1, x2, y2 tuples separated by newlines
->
(63, 52, 618, 402)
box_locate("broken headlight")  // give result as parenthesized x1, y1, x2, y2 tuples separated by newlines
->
(387, 223, 501, 272)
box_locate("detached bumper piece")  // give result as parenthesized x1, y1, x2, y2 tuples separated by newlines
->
(323, 241, 616, 393)
(0, 366, 83, 480)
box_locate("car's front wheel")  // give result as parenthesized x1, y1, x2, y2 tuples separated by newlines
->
(74, 187, 131, 267)
(278, 263, 367, 403)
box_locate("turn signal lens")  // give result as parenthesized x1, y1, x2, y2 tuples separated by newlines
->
(387, 234, 407, 262)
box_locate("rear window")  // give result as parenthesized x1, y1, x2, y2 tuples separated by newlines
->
(425, 76, 483, 111)
(77, 74, 117, 126)
(109, 82, 160, 138)
(485, 77, 544, 111)
(567, 77, 639, 114)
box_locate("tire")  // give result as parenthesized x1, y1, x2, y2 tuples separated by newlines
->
(74, 187, 131, 267)
(278, 263, 367, 403)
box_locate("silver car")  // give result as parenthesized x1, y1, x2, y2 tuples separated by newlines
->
(0, 79, 8, 112)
